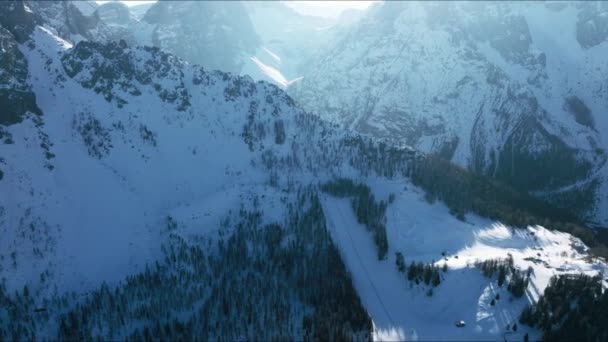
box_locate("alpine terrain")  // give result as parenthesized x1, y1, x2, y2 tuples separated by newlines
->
(290, 1, 608, 227)
(1, 1, 607, 341)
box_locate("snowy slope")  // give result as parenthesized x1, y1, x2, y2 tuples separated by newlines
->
(0, 24, 294, 294)
(322, 177, 607, 341)
(242, 1, 366, 89)
(0, 18, 397, 297)
(290, 1, 608, 226)
(242, 1, 337, 88)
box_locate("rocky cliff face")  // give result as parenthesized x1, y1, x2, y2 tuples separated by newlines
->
(28, 0, 111, 43)
(1, 1, 263, 77)
(140, 1, 260, 74)
(0, 2, 41, 128)
(290, 1, 608, 225)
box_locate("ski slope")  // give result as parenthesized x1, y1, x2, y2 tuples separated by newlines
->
(322, 178, 607, 341)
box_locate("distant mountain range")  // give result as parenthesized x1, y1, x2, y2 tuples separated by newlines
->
(290, 1, 608, 226)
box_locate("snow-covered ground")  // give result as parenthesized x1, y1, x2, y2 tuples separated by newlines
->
(247, 54, 302, 89)
(322, 178, 607, 341)
(0, 25, 280, 296)
(166, 183, 290, 242)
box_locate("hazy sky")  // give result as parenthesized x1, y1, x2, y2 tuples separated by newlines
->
(95, 1, 377, 18)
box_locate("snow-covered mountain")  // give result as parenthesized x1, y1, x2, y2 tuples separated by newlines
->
(241, 1, 363, 88)
(91, 1, 364, 89)
(27, 0, 112, 43)
(1, 1, 607, 340)
(82, 1, 262, 75)
(0, 3, 386, 338)
(290, 1, 608, 226)
(127, 2, 155, 21)
(0, 4, 376, 336)
(139, 1, 260, 74)
(1, 18, 316, 293)
(95, 2, 132, 29)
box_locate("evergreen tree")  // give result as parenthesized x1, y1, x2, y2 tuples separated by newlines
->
(498, 267, 506, 287)
(423, 265, 432, 285)
(395, 252, 406, 273)
(407, 262, 416, 281)
(431, 271, 441, 287)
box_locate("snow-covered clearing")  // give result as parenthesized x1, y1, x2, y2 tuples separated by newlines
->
(322, 179, 607, 341)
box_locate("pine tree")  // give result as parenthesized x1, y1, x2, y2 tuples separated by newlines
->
(395, 252, 406, 273)
(498, 267, 506, 287)
(407, 262, 416, 281)
(432, 271, 441, 287)
(423, 265, 432, 285)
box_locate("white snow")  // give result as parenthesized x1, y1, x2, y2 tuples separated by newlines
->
(249, 56, 303, 88)
(0, 26, 280, 295)
(263, 46, 281, 64)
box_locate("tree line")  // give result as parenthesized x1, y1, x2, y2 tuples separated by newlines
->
(409, 155, 608, 259)
(321, 178, 389, 260)
(0, 188, 373, 341)
(395, 252, 445, 296)
(475, 256, 531, 298)
(520, 273, 608, 342)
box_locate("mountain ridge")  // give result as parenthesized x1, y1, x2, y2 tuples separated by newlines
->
(289, 1, 608, 226)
